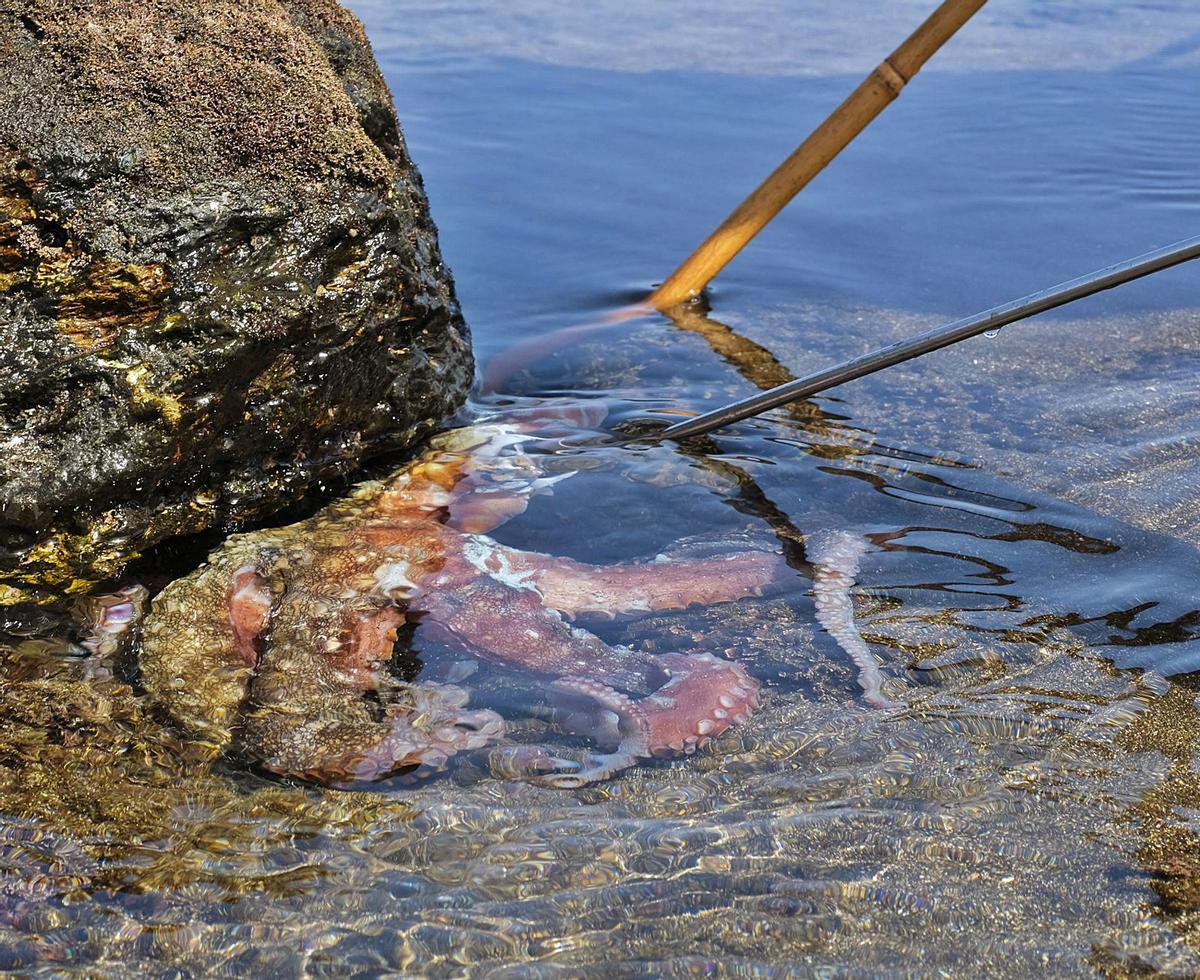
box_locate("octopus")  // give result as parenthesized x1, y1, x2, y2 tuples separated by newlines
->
(136, 407, 889, 787)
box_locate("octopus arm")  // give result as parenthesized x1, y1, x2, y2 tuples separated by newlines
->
(518, 653, 761, 788)
(638, 652, 760, 755)
(239, 686, 503, 785)
(414, 575, 659, 695)
(482, 541, 791, 619)
(805, 529, 898, 708)
(415, 570, 766, 787)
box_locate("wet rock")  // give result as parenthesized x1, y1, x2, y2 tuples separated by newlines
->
(0, 0, 472, 604)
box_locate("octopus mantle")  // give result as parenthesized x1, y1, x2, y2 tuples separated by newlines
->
(139, 417, 790, 786)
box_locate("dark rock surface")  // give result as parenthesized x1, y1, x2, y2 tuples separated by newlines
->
(0, 0, 472, 604)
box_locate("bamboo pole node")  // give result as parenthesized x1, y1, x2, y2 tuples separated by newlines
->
(874, 58, 909, 95)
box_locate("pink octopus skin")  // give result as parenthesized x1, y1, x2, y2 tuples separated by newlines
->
(139, 413, 790, 787)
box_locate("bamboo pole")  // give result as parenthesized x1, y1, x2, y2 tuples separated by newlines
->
(482, 0, 987, 392)
(645, 0, 988, 311)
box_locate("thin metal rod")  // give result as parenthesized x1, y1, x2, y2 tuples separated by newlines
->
(651, 236, 1200, 442)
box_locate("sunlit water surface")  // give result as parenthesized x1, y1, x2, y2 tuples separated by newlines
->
(4, 2, 1200, 975)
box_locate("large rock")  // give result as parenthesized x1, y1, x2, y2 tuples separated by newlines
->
(0, 0, 472, 604)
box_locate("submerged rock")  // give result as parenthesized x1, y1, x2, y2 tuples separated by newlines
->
(0, 0, 472, 604)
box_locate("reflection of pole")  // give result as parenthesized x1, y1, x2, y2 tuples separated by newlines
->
(664, 304, 825, 428)
(651, 236, 1200, 443)
(646, 0, 988, 312)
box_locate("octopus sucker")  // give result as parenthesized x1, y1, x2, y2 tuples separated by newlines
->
(74, 583, 148, 657)
(138, 413, 794, 786)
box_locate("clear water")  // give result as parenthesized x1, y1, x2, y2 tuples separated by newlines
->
(4, 2, 1200, 975)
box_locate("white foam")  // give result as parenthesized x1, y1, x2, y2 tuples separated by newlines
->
(461, 535, 545, 596)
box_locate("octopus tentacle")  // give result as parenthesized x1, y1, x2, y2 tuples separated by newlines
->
(510, 654, 760, 787)
(806, 529, 898, 709)
(640, 652, 760, 755)
(481, 744, 577, 780)
(467, 538, 789, 620)
(527, 747, 645, 790)
(241, 683, 504, 785)
(415, 541, 773, 785)
(529, 677, 653, 789)
(414, 573, 660, 695)
(427, 408, 598, 534)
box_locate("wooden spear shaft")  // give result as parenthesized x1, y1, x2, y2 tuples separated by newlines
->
(645, 0, 988, 312)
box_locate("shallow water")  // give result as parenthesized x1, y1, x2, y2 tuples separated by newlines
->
(5, 1, 1200, 975)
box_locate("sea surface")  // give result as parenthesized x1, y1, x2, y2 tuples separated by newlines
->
(4, 1, 1200, 975)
